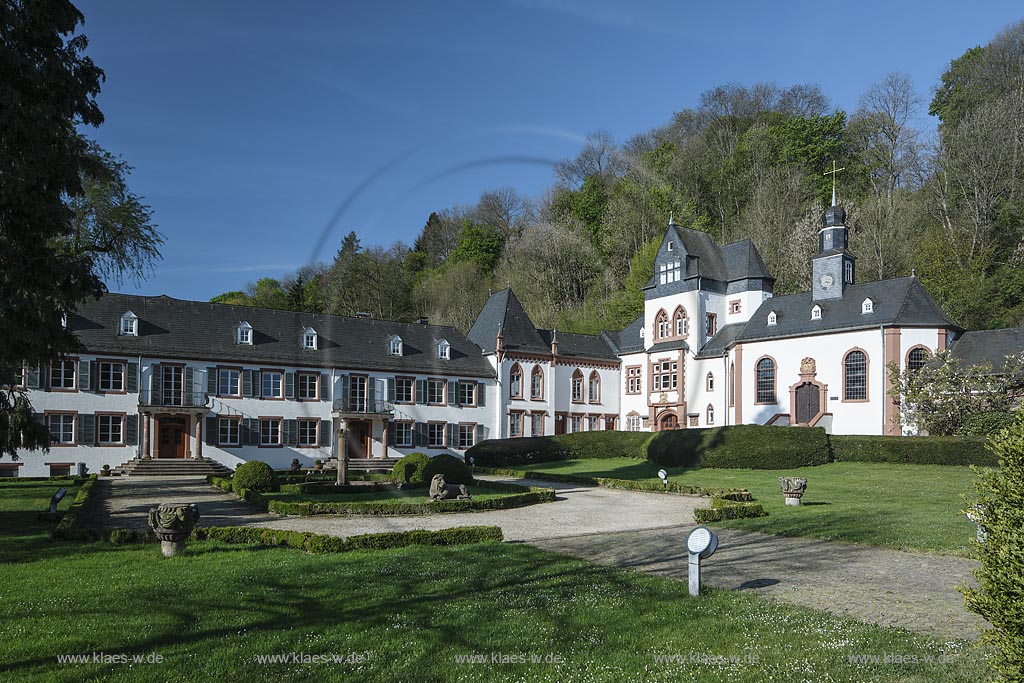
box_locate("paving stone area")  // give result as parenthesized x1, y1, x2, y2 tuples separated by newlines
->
(530, 526, 986, 641)
(99, 476, 274, 529)
(99, 475, 986, 640)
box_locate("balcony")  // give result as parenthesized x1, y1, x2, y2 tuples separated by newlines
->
(138, 390, 209, 409)
(332, 398, 394, 416)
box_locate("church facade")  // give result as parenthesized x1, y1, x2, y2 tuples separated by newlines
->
(2, 202, 977, 478)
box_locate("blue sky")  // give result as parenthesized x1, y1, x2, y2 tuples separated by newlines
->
(77, 0, 1023, 301)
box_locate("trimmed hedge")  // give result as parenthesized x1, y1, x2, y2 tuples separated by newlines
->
(51, 475, 100, 540)
(233, 461, 279, 493)
(694, 501, 768, 523)
(830, 435, 994, 466)
(472, 466, 751, 500)
(263, 483, 555, 516)
(422, 453, 473, 485)
(466, 431, 654, 467)
(392, 452, 431, 484)
(645, 425, 832, 469)
(191, 525, 503, 552)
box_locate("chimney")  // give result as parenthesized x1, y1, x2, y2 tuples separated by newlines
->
(495, 326, 504, 362)
(551, 329, 558, 358)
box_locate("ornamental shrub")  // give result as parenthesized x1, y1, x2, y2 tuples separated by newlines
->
(644, 425, 831, 469)
(392, 452, 431, 484)
(830, 434, 993, 466)
(958, 411, 1018, 438)
(961, 416, 1024, 681)
(233, 461, 279, 493)
(422, 453, 473, 485)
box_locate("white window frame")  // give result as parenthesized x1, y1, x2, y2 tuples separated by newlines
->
(767, 311, 777, 326)
(120, 312, 138, 337)
(236, 323, 253, 345)
(47, 413, 76, 444)
(389, 336, 403, 356)
(811, 305, 822, 320)
(302, 328, 318, 350)
(458, 424, 475, 450)
(437, 339, 450, 360)
(297, 372, 319, 400)
(259, 418, 282, 446)
(97, 414, 124, 445)
(427, 378, 445, 405)
(458, 381, 476, 406)
(427, 422, 446, 448)
(98, 361, 125, 392)
(395, 422, 413, 448)
(219, 417, 241, 446)
(297, 419, 319, 447)
(218, 368, 240, 397)
(261, 370, 283, 399)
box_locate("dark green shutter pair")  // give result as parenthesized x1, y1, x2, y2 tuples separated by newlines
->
(206, 416, 218, 445)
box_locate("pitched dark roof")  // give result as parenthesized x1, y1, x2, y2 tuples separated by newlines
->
(675, 225, 728, 281)
(605, 316, 645, 355)
(643, 226, 775, 290)
(695, 323, 744, 359)
(467, 288, 548, 355)
(538, 330, 617, 360)
(68, 293, 495, 378)
(950, 328, 1024, 373)
(647, 339, 691, 354)
(720, 240, 775, 282)
(737, 277, 960, 343)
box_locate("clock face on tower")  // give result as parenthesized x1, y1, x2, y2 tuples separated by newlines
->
(819, 274, 834, 289)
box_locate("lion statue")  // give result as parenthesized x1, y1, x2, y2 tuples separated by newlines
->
(429, 474, 471, 501)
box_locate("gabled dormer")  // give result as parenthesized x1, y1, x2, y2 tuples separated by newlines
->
(767, 310, 777, 326)
(236, 321, 253, 345)
(811, 305, 822, 321)
(388, 335, 403, 356)
(119, 310, 138, 337)
(861, 298, 874, 314)
(437, 338, 450, 360)
(302, 327, 318, 350)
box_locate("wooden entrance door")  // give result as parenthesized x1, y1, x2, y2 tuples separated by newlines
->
(795, 383, 820, 425)
(346, 421, 370, 459)
(158, 417, 188, 458)
(554, 412, 567, 435)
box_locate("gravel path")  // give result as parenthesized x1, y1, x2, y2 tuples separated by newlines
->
(100, 476, 274, 529)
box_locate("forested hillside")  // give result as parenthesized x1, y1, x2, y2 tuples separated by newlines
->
(213, 20, 1024, 336)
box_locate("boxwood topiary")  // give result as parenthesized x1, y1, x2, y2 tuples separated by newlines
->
(423, 453, 473, 485)
(392, 452, 431, 484)
(233, 461, 280, 493)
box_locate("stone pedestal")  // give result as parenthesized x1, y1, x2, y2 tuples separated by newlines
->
(779, 477, 807, 506)
(148, 503, 200, 558)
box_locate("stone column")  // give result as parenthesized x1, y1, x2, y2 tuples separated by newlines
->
(196, 416, 203, 459)
(381, 420, 388, 459)
(336, 422, 349, 485)
(149, 415, 157, 458)
(141, 411, 149, 460)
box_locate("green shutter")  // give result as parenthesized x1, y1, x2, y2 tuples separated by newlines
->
(126, 363, 139, 393)
(387, 378, 396, 402)
(320, 420, 332, 447)
(387, 422, 396, 453)
(284, 372, 296, 400)
(206, 416, 218, 446)
(184, 366, 194, 396)
(415, 380, 426, 405)
(339, 375, 350, 409)
(448, 380, 457, 406)
(321, 374, 331, 401)
(26, 366, 41, 389)
(126, 415, 139, 446)
(206, 367, 217, 395)
(150, 364, 162, 403)
(284, 419, 298, 446)
(242, 370, 253, 397)
(447, 423, 457, 448)
(477, 382, 486, 406)
(78, 414, 95, 446)
(475, 424, 485, 445)
(78, 360, 91, 391)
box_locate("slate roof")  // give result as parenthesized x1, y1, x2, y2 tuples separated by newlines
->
(644, 226, 775, 290)
(695, 323, 745, 359)
(467, 288, 549, 355)
(949, 328, 1024, 373)
(736, 277, 961, 343)
(538, 329, 617, 360)
(605, 316, 645, 355)
(720, 240, 774, 282)
(646, 339, 691, 354)
(68, 293, 495, 378)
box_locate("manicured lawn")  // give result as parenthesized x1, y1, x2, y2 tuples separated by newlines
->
(499, 459, 981, 556)
(0, 535, 986, 682)
(0, 479, 82, 559)
(263, 485, 512, 505)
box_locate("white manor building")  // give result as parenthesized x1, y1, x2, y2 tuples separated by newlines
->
(5, 200, 1001, 478)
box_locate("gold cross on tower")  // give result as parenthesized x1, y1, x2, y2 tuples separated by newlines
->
(823, 160, 845, 206)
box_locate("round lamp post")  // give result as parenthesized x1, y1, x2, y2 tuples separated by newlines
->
(685, 525, 719, 597)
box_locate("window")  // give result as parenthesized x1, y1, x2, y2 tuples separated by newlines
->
(705, 313, 717, 338)
(588, 371, 600, 403)
(49, 359, 75, 390)
(298, 419, 319, 447)
(626, 414, 641, 432)
(49, 464, 72, 477)
(509, 412, 523, 437)
(653, 360, 678, 391)
(626, 366, 642, 394)
(427, 422, 446, 448)
(236, 322, 252, 345)
(729, 362, 735, 407)
(730, 300, 741, 315)
(98, 361, 125, 392)
(509, 364, 523, 399)
(47, 414, 75, 444)
(458, 424, 475, 449)
(219, 418, 240, 446)
(531, 413, 544, 437)
(588, 415, 599, 431)
(395, 422, 413, 448)
(907, 347, 930, 373)
(658, 259, 681, 285)
(706, 372, 714, 392)
(655, 310, 669, 339)
(260, 418, 282, 446)
(707, 405, 715, 425)
(767, 311, 777, 326)
(349, 375, 367, 411)
(844, 350, 868, 401)
(844, 260, 854, 284)
(395, 377, 413, 403)
(673, 307, 688, 337)
(261, 370, 283, 399)
(756, 357, 776, 404)
(297, 373, 319, 400)
(119, 311, 138, 336)
(218, 368, 240, 397)
(531, 366, 544, 400)
(861, 298, 874, 314)
(667, 240, 674, 252)
(437, 339, 450, 360)
(571, 370, 584, 402)
(459, 381, 476, 406)
(661, 413, 678, 430)
(302, 328, 317, 350)
(427, 378, 445, 404)
(571, 415, 582, 433)
(389, 336, 403, 356)
(811, 305, 822, 320)
(97, 414, 124, 445)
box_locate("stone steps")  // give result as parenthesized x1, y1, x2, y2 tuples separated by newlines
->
(114, 457, 233, 478)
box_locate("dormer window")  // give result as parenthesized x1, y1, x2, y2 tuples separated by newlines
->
(845, 260, 854, 284)
(119, 311, 138, 337)
(236, 322, 253, 345)
(437, 339, 450, 360)
(767, 311, 777, 326)
(389, 335, 403, 356)
(658, 259, 681, 285)
(667, 241, 674, 252)
(61, 313, 67, 329)
(861, 298, 874, 314)
(302, 327, 318, 350)
(811, 305, 822, 321)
